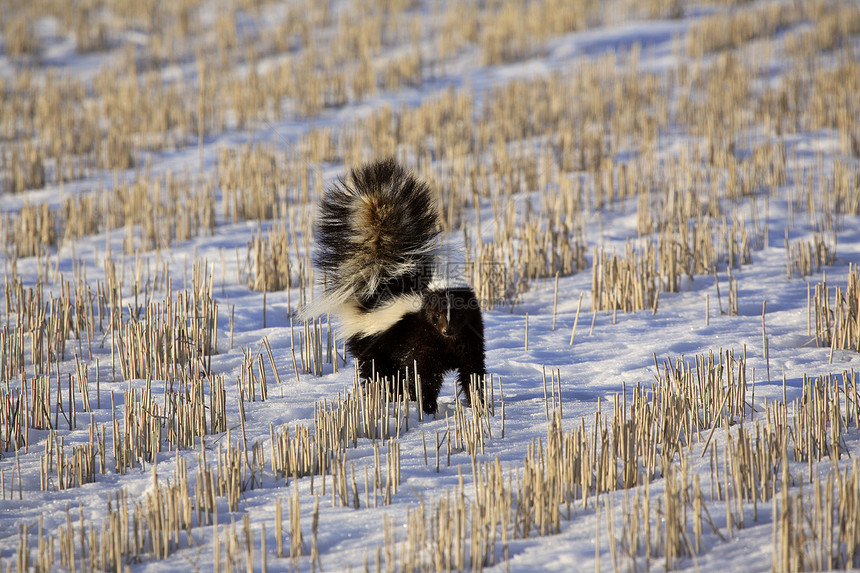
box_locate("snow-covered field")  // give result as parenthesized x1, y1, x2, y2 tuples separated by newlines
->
(1, 1, 859, 571)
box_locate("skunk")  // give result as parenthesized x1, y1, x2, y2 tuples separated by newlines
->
(304, 158, 486, 414)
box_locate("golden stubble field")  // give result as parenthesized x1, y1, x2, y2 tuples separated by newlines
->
(1, 0, 860, 571)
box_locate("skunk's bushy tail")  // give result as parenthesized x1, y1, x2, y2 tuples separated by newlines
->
(309, 159, 440, 336)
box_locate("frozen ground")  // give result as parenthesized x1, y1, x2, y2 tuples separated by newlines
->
(1, 2, 859, 572)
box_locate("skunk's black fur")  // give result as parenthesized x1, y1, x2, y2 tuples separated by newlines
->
(348, 288, 485, 414)
(306, 158, 486, 414)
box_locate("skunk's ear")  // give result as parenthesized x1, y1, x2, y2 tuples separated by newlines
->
(422, 290, 450, 310)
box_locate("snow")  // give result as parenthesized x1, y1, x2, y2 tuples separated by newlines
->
(1, 1, 859, 572)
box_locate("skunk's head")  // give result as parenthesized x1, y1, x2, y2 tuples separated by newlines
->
(422, 288, 483, 339)
(422, 291, 452, 337)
